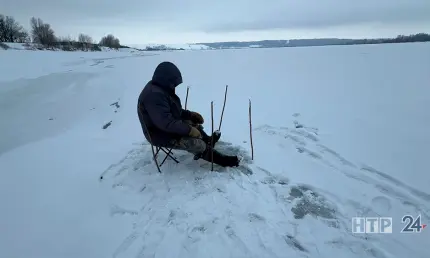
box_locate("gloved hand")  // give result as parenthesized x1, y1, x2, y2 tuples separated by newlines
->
(190, 111, 204, 124)
(189, 126, 202, 138)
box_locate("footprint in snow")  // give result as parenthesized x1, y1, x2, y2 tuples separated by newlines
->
(371, 196, 392, 214)
(260, 175, 289, 185)
(90, 60, 104, 66)
(362, 164, 430, 202)
(102, 121, 112, 129)
(110, 205, 138, 216)
(289, 185, 339, 227)
(248, 212, 266, 222)
(284, 235, 308, 253)
(110, 101, 120, 109)
(296, 146, 322, 160)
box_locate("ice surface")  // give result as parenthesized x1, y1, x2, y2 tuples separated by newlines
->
(0, 42, 429, 258)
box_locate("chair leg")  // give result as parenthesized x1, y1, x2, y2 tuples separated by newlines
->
(159, 148, 172, 166)
(159, 148, 180, 166)
(160, 149, 179, 166)
(155, 147, 161, 156)
(151, 146, 161, 173)
(154, 147, 180, 167)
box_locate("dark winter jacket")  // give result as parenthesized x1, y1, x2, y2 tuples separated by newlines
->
(137, 62, 192, 147)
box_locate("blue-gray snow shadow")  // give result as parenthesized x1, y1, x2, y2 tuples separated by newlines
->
(152, 140, 254, 175)
(257, 168, 387, 256)
(252, 114, 430, 257)
(99, 139, 339, 225)
(99, 140, 254, 187)
(255, 114, 430, 221)
(100, 139, 360, 256)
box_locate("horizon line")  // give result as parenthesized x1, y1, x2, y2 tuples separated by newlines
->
(127, 32, 429, 46)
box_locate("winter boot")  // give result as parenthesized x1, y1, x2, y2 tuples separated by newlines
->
(205, 130, 221, 147)
(199, 146, 240, 167)
(198, 125, 221, 148)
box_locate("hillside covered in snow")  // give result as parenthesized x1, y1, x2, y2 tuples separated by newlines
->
(129, 43, 212, 51)
(0, 42, 140, 53)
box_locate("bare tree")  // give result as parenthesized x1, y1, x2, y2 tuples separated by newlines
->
(56, 35, 75, 51)
(78, 33, 93, 44)
(30, 17, 56, 47)
(78, 33, 94, 51)
(0, 14, 29, 43)
(15, 30, 30, 43)
(57, 35, 75, 43)
(99, 34, 121, 49)
(0, 15, 6, 42)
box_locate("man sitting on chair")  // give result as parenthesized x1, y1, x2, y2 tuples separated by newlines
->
(137, 61, 240, 167)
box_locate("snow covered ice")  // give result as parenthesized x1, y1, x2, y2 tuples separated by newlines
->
(1, 43, 430, 258)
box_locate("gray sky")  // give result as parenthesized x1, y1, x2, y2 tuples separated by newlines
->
(1, 0, 430, 44)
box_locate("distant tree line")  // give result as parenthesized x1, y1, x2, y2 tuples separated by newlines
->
(0, 14, 124, 51)
(143, 44, 185, 51)
(199, 33, 430, 49)
(341, 33, 430, 45)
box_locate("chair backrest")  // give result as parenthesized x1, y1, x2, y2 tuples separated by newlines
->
(137, 103, 162, 172)
(137, 103, 155, 145)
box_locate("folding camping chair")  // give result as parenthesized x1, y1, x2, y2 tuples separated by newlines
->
(138, 105, 181, 172)
(139, 117, 180, 173)
(154, 146, 180, 167)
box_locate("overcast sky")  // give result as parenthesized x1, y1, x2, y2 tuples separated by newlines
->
(1, 0, 430, 44)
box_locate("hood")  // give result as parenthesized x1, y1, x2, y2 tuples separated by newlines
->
(151, 61, 183, 91)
